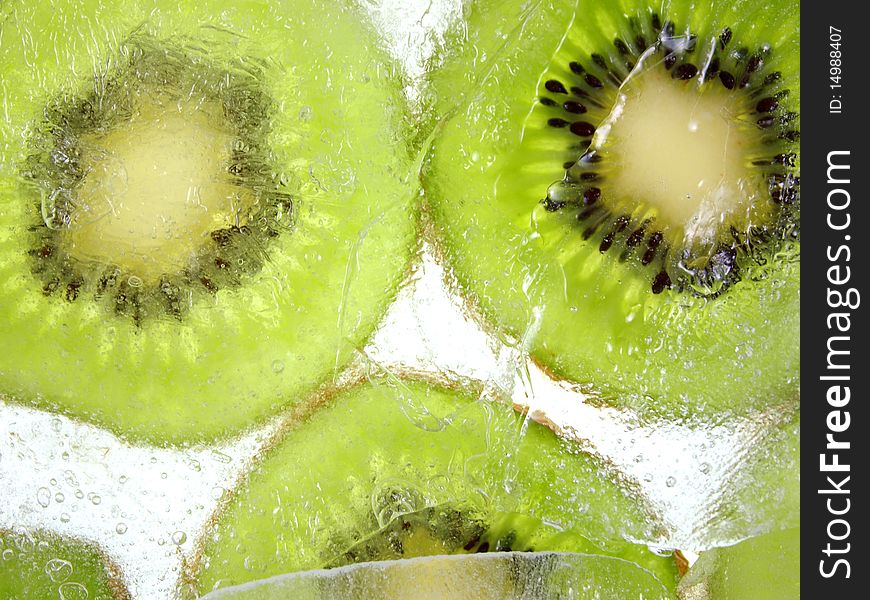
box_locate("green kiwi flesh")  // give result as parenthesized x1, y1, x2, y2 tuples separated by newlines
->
(704, 410, 799, 544)
(0, 527, 127, 599)
(0, 0, 416, 444)
(423, 0, 799, 419)
(200, 552, 675, 599)
(191, 379, 677, 595)
(677, 528, 799, 600)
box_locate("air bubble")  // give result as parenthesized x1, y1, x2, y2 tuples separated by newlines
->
(2, 549, 14, 561)
(87, 493, 102, 505)
(55, 492, 65, 503)
(44, 558, 73, 583)
(127, 275, 143, 288)
(116, 523, 128, 535)
(59, 581, 89, 600)
(665, 476, 677, 488)
(37, 487, 51, 508)
(171, 530, 187, 545)
(699, 462, 711, 474)
(271, 359, 285, 373)
(64, 470, 79, 487)
(60, 513, 71, 523)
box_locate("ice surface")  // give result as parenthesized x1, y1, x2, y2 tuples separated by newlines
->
(201, 552, 671, 600)
(0, 0, 797, 598)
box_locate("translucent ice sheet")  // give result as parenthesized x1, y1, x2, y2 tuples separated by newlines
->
(0, 0, 799, 598)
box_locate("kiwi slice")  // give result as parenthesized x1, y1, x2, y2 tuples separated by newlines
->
(423, 0, 799, 418)
(0, 527, 128, 599)
(189, 378, 677, 595)
(0, 0, 416, 443)
(201, 552, 675, 599)
(703, 409, 799, 544)
(677, 528, 799, 600)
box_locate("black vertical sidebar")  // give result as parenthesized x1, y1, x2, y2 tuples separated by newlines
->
(802, 1, 868, 597)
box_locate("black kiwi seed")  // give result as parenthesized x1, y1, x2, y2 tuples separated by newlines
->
(672, 63, 698, 80)
(570, 122, 596, 137)
(614, 38, 630, 56)
(584, 73, 604, 88)
(652, 271, 672, 294)
(626, 228, 645, 248)
(569, 61, 585, 75)
(756, 97, 778, 113)
(545, 79, 568, 94)
(583, 187, 601, 205)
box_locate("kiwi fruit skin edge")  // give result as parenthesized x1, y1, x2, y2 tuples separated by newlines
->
(423, 0, 799, 420)
(0, 0, 417, 445)
(190, 378, 677, 596)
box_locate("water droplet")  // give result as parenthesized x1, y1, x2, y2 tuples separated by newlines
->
(171, 531, 187, 545)
(44, 558, 73, 583)
(271, 359, 285, 374)
(2, 549, 14, 561)
(50, 418, 63, 432)
(212, 451, 232, 464)
(665, 476, 677, 488)
(127, 275, 143, 288)
(75, 489, 84, 499)
(13, 527, 34, 553)
(61, 451, 70, 460)
(161, 472, 168, 480)
(699, 462, 711, 474)
(64, 470, 79, 487)
(87, 493, 102, 506)
(643, 473, 653, 482)
(36, 487, 51, 508)
(299, 106, 312, 121)
(60, 513, 71, 523)
(118, 475, 128, 484)
(55, 492, 65, 503)
(59, 581, 89, 600)
(115, 523, 127, 535)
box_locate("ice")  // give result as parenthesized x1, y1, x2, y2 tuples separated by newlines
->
(0, 0, 797, 598)
(201, 552, 672, 600)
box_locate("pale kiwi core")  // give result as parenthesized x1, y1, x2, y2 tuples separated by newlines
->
(66, 95, 254, 283)
(594, 68, 763, 243)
